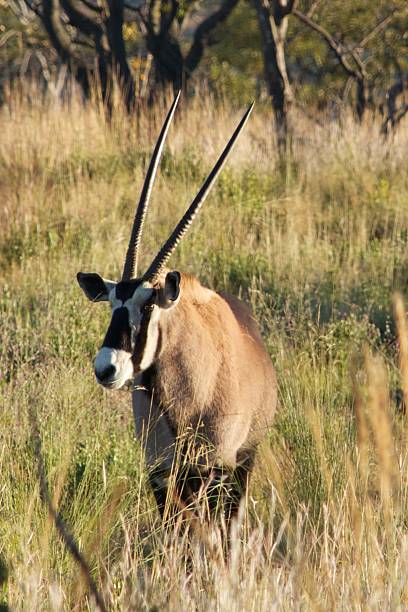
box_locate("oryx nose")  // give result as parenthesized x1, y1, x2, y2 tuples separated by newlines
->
(95, 364, 116, 382)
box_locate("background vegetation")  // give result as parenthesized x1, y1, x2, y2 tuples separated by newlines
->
(1, 1, 407, 123)
(1, 0, 408, 608)
(1, 83, 408, 609)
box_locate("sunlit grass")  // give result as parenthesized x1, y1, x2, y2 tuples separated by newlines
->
(1, 83, 408, 609)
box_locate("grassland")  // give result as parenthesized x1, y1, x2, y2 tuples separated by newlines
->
(2, 85, 408, 610)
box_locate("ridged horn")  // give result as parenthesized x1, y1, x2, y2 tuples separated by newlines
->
(143, 102, 254, 283)
(122, 91, 181, 281)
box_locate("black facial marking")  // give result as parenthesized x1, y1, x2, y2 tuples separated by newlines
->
(132, 307, 153, 366)
(100, 283, 160, 364)
(115, 280, 142, 302)
(102, 307, 132, 352)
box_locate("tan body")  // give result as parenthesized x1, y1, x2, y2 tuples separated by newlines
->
(132, 273, 277, 516)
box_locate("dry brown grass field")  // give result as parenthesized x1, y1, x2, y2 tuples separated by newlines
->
(2, 84, 408, 610)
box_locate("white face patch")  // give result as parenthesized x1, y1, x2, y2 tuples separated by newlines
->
(128, 283, 162, 373)
(139, 306, 161, 371)
(108, 283, 153, 319)
(95, 282, 163, 388)
(94, 347, 134, 389)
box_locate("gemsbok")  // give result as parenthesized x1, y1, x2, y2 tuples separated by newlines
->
(77, 93, 277, 527)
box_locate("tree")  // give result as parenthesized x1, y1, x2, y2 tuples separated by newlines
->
(3, 0, 408, 130)
(250, 0, 407, 149)
(132, 0, 239, 93)
(0, 0, 51, 99)
(17, 0, 240, 110)
(292, 2, 406, 121)
(252, 0, 294, 151)
(20, 0, 136, 112)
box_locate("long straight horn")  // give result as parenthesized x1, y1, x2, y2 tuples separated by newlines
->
(122, 91, 181, 281)
(143, 102, 254, 283)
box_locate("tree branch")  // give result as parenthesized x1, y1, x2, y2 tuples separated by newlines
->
(60, 0, 104, 39)
(355, 8, 401, 51)
(22, 0, 43, 19)
(159, 0, 179, 37)
(41, 0, 79, 62)
(306, 0, 322, 19)
(126, 3, 153, 36)
(0, 29, 19, 49)
(292, 8, 361, 80)
(148, 0, 159, 33)
(276, 0, 296, 19)
(185, 0, 239, 75)
(79, 0, 101, 13)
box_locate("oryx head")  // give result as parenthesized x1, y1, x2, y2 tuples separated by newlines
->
(77, 93, 253, 389)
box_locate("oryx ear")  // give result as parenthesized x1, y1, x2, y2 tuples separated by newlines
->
(76, 272, 116, 302)
(162, 271, 180, 306)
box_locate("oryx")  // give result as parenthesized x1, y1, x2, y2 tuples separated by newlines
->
(77, 93, 277, 525)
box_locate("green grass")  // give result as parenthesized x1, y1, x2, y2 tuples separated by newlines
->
(1, 86, 408, 609)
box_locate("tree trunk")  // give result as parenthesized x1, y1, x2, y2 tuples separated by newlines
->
(106, 0, 136, 112)
(253, 0, 294, 152)
(41, 0, 92, 98)
(356, 78, 368, 122)
(146, 32, 184, 94)
(381, 77, 408, 135)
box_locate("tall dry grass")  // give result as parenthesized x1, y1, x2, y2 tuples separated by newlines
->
(1, 84, 408, 609)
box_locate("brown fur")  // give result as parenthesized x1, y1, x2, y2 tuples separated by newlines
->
(134, 270, 277, 522)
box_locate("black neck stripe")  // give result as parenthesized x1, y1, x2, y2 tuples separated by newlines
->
(132, 310, 152, 366)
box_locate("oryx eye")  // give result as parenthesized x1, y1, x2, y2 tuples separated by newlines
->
(143, 303, 154, 313)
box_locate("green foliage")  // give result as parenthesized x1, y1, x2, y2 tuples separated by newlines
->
(0, 2, 49, 89)
(1, 0, 407, 112)
(203, 0, 408, 107)
(200, 2, 262, 102)
(290, 1, 408, 106)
